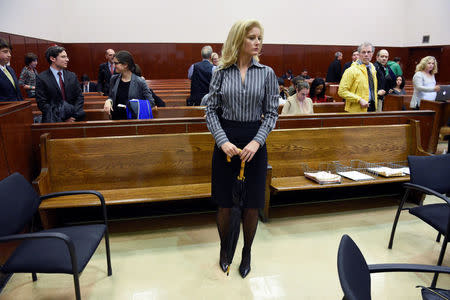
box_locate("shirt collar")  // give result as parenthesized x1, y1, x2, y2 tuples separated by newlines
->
(232, 57, 264, 69)
(356, 60, 371, 67)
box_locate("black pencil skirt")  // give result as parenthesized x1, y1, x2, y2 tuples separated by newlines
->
(211, 119, 268, 209)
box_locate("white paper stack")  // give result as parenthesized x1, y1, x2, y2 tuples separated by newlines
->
(337, 171, 374, 181)
(367, 167, 406, 177)
(304, 171, 342, 184)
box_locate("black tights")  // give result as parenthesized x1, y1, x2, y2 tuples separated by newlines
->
(217, 207, 259, 261)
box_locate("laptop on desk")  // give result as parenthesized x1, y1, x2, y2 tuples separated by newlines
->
(435, 85, 450, 101)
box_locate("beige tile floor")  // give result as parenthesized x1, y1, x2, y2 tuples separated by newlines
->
(1, 195, 449, 300)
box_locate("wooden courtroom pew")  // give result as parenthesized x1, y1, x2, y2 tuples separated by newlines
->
(33, 132, 270, 228)
(383, 94, 407, 111)
(265, 120, 430, 219)
(30, 110, 436, 184)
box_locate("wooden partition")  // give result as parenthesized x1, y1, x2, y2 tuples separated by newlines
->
(383, 94, 413, 111)
(420, 99, 450, 152)
(0, 101, 33, 181)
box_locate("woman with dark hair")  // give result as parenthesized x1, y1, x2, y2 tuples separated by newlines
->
(19, 52, 38, 97)
(308, 77, 327, 103)
(103, 50, 155, 119)
(389, 75, 406, 95)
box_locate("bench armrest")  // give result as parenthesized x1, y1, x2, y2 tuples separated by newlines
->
(32, 168, 51, 195)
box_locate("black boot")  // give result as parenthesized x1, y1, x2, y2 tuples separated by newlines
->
(219, 245, 228, 273)
(239, 247, 251, 278)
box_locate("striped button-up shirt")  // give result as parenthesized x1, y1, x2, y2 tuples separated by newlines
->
(205, 59, 279, 148)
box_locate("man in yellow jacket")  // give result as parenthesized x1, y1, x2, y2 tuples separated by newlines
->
(338, 42, 378, 113)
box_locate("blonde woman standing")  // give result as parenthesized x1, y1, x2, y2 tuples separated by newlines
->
(205, 19, 278, 278)
(410, 56, 440, 109)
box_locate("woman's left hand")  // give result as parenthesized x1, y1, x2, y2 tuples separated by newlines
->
(240, 140, 260, 162)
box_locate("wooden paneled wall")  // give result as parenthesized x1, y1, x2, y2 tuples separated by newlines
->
(0, 32, 58, 81)
(1, 31, 449, 83)
(0, 101, 33, 181)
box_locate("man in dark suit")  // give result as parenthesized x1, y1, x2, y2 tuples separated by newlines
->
(97, 48, 115, 95)
(0, 38, 23, 101)
(80, 74, 97, 93)
(187, 45, 213, 106)
(36, 45, 85, 123)
(326, 51, 343, 83)
(342, 50, 359, 76)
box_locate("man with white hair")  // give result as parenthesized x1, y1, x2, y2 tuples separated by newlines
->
(187, 45, 214, 106)
(338, 42, 378, 113)
(326, 51, 343, 83)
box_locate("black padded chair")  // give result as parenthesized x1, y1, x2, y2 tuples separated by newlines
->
(0, 173, 112, 300)
(338, 234, 450, 300)
(388, 154, 450, 287)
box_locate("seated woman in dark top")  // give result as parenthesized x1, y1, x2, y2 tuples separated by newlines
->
(308, 77, 327, 103)
(389, 75, 406, 95)
(103, 50, 155, 120)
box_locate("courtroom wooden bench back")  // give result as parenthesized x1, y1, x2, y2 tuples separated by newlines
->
(266, 121, 423, 178)
(40, 132, 214, 192)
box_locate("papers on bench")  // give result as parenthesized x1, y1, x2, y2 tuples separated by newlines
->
(367, 167, 409, 177)
(337, 171, 374, 181)
(304, 171, 342, 185)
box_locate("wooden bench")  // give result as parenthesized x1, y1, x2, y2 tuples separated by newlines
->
(33, 132, 271, 228)
(265, 120, 430, 218)
(29, 110, 437, 177)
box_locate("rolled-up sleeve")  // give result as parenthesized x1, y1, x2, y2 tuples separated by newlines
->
(205, 70, 229, 147)
(254, 68, 279, 146)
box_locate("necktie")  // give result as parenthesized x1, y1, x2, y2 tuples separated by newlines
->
(110, 64, 114, 74)
(58, 71, 66, 101)
(2, 67, 16, 88)
(84, 84, 88, 93)
(366, 66, 375, 111)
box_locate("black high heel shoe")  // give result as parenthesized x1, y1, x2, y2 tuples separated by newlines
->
(239, 248, 251, 278)
(219, 246, 228, 273)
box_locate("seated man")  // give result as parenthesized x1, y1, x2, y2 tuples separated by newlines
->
(80, 74, 97, 93)
(36, 45, 85, 122)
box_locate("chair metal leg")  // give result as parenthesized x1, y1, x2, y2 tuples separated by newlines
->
(104, 232, 112, 276)
(73, 272, 81, 300)
(436, 233, 441, 243)
(388, 189, 410, 249)
(431, 236, 448, 288)
(32, 272, 37, 281)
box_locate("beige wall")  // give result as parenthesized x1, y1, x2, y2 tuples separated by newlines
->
(1, 0, 449, 46)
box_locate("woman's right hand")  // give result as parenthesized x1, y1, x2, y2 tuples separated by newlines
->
(221, 142, 240, 158)
(104, 99, 113, 115)
(434, 85, 441, 92)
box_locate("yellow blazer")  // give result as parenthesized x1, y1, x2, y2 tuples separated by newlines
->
(338, 61, 378, 113)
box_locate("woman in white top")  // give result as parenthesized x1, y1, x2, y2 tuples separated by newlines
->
(410, 56, 440, 109)
(281, 81, 313, 115)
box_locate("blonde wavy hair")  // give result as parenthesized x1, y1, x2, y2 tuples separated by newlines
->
(219, 19, 263, 69)
(415, 56, 438, 74)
